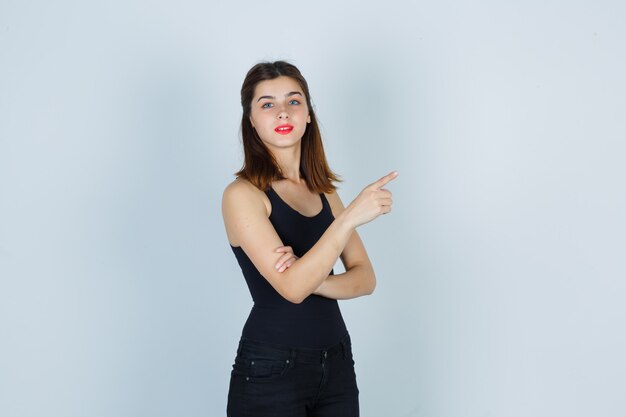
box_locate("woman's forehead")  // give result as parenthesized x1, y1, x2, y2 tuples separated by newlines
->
(253, 76, 304, 98)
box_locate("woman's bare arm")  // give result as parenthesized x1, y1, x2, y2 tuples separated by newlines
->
(313, 191, 376, 299)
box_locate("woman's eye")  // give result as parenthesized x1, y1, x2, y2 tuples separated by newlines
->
(289, 99, 300, 105)
(262, 103, 273, 108)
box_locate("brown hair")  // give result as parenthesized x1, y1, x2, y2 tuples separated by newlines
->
(234, 61, 342, 193)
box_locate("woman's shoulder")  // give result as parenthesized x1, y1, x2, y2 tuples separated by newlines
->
(222, 177, 271, 217)
(223, 177, 255, 193)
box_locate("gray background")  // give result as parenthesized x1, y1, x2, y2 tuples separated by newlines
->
(1, 1, 625, 416)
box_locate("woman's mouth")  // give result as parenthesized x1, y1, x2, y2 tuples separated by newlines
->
(274, 124, 294, 135)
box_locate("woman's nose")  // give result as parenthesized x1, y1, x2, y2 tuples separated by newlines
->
(276, 103, 289, 119)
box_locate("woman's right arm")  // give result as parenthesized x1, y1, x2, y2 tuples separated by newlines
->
(222, 172, 397, 304)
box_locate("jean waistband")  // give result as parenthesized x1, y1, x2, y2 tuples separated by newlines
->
(237, 333, 351, 364)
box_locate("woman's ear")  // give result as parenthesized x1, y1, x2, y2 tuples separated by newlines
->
(307, 114, 311, 124)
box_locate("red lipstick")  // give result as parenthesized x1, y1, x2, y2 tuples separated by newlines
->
(274, 124, 294, 135)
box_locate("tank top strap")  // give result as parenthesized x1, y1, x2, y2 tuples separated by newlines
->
(319, 191, 329, 209)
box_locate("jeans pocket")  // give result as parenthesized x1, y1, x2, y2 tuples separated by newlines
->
(247, 357, 291, 381)
(232, 344, 293, 383)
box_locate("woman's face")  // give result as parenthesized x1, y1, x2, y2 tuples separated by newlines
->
(249, 76, 311, 150)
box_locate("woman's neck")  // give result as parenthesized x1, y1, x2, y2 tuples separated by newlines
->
(272, 144, 302, 183)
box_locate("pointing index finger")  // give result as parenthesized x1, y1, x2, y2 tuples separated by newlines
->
(373, 171, 399, 189)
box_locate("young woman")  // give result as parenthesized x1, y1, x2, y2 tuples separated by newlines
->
(222, 60, 398, 416)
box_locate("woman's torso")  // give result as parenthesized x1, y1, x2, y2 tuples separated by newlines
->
(230, 183, 347, 348)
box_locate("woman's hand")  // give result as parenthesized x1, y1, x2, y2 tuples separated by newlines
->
(343, 171, 398, 228)
(274, 246, 299, 273)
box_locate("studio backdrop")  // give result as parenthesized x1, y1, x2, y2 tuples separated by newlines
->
(1, 1, 625, 416)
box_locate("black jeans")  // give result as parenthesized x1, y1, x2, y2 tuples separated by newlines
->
(227, 333, 359, 417)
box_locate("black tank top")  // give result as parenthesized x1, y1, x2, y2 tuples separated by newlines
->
(230, 186, 348, 348)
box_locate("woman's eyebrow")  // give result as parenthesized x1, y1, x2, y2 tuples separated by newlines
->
(257, 91, 303, 102)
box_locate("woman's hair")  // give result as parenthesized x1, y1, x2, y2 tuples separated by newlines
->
(234, 60, 342, 193)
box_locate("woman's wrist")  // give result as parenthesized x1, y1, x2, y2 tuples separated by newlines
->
(335, 208, 356, 232)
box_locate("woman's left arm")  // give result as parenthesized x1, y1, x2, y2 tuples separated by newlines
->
(275, 190, 377, 299)
(278, 190, 376, 300)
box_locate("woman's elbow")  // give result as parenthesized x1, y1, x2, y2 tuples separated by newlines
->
(284, 292, 306, 304)
(266, 271, 307, 304)
(280, 287, 307, 304)
(364, 271, 376, 295)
